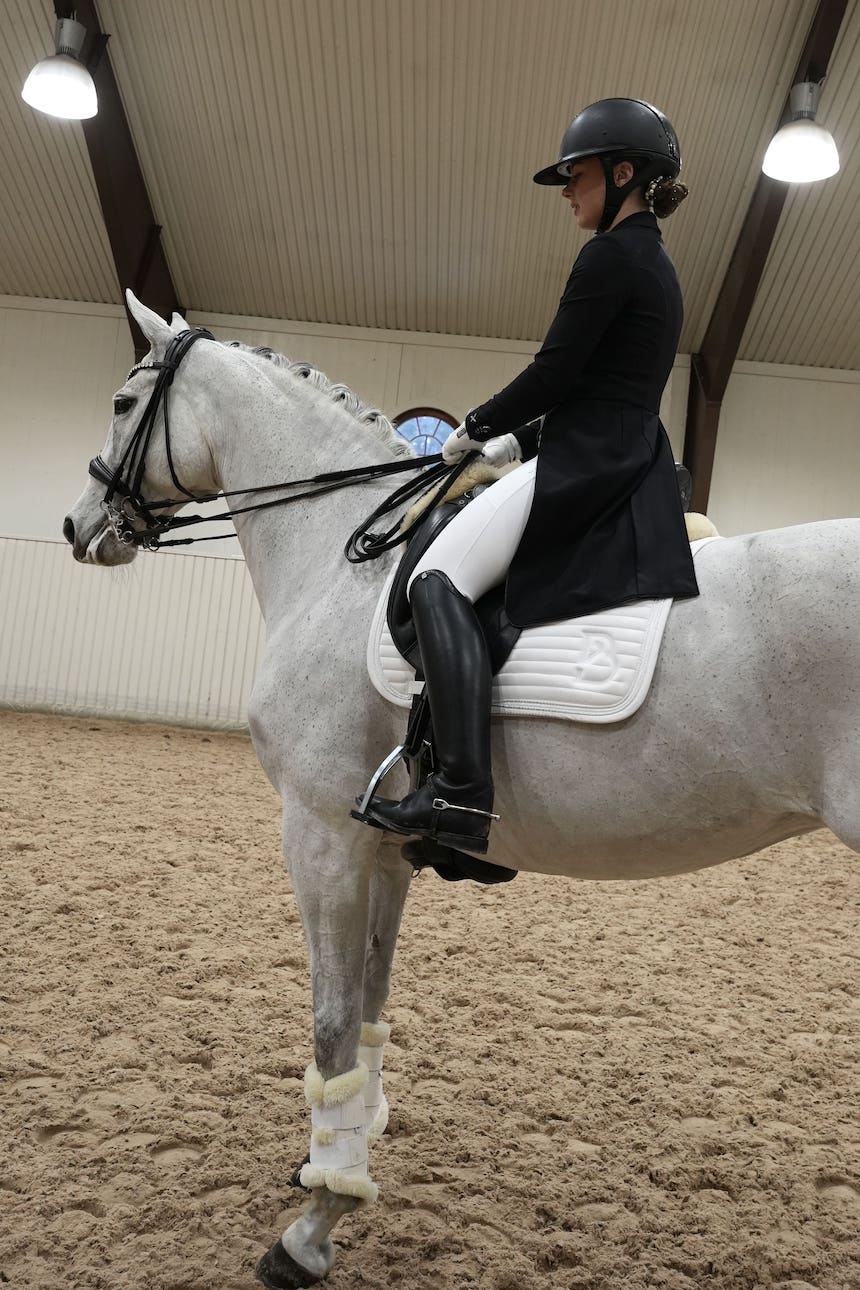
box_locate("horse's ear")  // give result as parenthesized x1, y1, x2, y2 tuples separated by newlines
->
(170, 311, 190, 336)
(125, 289, 172, 347)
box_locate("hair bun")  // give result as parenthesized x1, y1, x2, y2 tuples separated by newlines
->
(648, 175, 688, 218)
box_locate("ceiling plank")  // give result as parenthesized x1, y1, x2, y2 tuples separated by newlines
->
(683, 0, 850, 514)
(65, 0, 182, 357)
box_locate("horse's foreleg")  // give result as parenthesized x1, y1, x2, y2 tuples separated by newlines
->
(360, 841, 412, 1141)
(257, 838, 375, 1289)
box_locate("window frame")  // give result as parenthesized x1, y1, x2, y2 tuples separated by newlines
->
(393, 406, 459, 456)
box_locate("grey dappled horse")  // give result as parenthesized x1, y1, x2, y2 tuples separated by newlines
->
(63, 293, 860, 1287)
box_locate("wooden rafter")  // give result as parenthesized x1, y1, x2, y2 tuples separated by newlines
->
(57, 0, 183, 358)
(683, 0, 850, 513)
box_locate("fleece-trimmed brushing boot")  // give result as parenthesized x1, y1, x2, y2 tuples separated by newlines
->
(365, 570, 498, 854)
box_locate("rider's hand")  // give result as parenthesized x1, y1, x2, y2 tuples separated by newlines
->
(480, 433, 522, 469)
(442, 422, 485, 464)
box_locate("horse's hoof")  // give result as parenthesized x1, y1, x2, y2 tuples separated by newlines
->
(256, 1238, 320, 1289)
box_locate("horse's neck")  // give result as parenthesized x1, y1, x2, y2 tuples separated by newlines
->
(207, 364, 401, 631)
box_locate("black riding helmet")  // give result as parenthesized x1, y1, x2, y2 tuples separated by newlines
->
(534, 97, 681, 233)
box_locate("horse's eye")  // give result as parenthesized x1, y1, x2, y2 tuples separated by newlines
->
(113, 396, 134, 416)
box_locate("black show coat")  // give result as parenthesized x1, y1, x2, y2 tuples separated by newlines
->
(468, 210, 699, 628)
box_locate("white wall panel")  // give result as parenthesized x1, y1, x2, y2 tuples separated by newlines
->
(0, 536, 264, 728)
(196, 318, 406, 418)
(395, 342, 528, 420)
(709, 363, 860, 537)
(0, 298, 131, 540)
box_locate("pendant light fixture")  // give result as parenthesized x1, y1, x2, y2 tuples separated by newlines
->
(21, 16, 97, 120)
(762, 81, 839, 183)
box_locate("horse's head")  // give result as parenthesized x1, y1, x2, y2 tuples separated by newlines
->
(63, 290, 218, 564)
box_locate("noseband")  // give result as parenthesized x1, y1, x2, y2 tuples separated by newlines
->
(89, 326, 474, 556)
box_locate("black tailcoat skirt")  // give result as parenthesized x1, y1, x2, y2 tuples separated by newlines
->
(505, 400, 698, 627)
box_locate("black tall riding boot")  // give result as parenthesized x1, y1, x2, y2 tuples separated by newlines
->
(366, 569, 498, 854)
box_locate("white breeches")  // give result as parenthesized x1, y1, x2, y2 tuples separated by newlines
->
(407, 458, 537, 603)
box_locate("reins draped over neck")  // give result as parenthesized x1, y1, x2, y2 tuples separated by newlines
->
(89, 326, 472, 555)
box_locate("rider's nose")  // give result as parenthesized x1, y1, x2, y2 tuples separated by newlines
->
(62, 516, 75, 546)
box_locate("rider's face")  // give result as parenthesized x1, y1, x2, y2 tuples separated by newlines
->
(561, 156, 606, 231)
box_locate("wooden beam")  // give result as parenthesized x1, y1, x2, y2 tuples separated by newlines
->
(682, 0, 849, 510)
(684, 356, 723, 514)
(62, 0, 183, 358)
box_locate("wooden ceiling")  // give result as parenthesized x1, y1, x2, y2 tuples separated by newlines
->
(1, 0, 858, 373)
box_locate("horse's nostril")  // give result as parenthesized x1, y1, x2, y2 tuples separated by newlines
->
(62, 516, 75, 545)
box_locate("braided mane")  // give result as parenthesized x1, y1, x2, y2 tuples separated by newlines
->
(224, 341, 413, 458)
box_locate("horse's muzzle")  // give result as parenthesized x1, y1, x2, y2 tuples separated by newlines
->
(63, 512, 136, 565)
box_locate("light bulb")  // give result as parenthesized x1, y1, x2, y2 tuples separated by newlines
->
(21, 18, 97, 121)
(22, 55, 97, 119)
(762, 82, 839, 184)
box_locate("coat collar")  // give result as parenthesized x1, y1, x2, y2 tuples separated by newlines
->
(601, 210, 660, 236)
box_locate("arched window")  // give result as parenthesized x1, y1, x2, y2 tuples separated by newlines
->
(393, 407, 458, 456)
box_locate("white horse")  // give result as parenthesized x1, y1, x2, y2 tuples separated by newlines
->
(64, 293, 859, 1288)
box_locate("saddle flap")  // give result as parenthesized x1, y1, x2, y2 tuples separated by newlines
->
(386, 495, 521, 675)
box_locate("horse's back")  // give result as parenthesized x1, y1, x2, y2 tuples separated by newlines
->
(691, 517, 860, 624)
(740, 516, 860, 582)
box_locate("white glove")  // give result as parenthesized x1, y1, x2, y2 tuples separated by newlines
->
(480, 433, 522, 469)
(442, 422, 485, 464)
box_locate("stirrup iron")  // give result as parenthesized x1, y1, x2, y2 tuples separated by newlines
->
(354, 744, 407, 818)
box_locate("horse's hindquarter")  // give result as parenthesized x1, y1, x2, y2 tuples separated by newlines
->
(491, 520, 860, 879)
(746, 519, 860, 836)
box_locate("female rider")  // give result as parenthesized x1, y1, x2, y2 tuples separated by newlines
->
(359, 98, 699, 857)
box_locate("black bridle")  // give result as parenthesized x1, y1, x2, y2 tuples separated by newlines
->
(89, 327, 474, 559)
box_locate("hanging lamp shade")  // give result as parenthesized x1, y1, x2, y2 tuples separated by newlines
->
(762, 82, 839, 183)
(21, 18, 97, 120)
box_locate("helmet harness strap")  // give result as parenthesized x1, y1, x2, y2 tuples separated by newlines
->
(596, 155, 669, 233)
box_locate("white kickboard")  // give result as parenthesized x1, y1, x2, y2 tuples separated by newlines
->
(368, 537, 719, 724)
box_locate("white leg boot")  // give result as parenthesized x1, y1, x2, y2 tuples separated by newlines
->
(298, 1062, 378, 1203)
(359, 1020, 390, 1142)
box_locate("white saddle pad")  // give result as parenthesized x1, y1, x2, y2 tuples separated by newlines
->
(367, 538, 719, 724)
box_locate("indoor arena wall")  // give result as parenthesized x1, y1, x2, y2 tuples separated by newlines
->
(1, 296, 857, 727)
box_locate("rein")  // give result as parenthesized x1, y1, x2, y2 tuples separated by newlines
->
(89, 327, 472, 555)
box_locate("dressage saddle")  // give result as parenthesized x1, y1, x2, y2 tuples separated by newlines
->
(367, 464, 693, 885)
